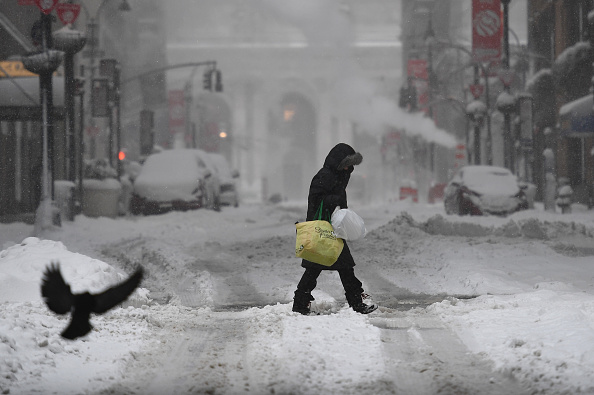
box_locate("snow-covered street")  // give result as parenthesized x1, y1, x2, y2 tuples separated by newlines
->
(1, 200, 594, 394)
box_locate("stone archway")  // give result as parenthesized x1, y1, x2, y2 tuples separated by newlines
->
(266, 91, 317, 201)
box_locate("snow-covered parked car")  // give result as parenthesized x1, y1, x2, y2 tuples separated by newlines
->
(130, 149, 220, 215)
(444, 165, 528, 216)
(206, 153, 240, 207)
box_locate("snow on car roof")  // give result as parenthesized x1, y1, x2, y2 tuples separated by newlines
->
(459, 165, 519, 196)
(134, 149, 208, 201)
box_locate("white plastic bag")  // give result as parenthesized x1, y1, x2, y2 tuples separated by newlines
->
(331, 208, 367, 240)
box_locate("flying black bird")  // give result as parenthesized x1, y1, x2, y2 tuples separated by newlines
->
(41, 262, 144, 340)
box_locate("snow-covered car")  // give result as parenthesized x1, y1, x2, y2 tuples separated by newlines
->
(206, 153, 240, 207)
(130, 149, 220, 215)
(444, 165, 528, 216)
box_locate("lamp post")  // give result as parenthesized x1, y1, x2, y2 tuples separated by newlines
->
(466, 99, 487, 165)
(589, 11, 594, 156)
(74, 77, 85, 214)
(98, 58, 121, 177)
(22, 13, 64, 232)
(501, 0, 514, 171)
(425, 16, 436, 174)
(52, 25, 86, 185)
(426, 38, 493, 165)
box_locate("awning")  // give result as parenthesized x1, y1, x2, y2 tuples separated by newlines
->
(0, 76, 64, 121)
(559, 94, 594, 137)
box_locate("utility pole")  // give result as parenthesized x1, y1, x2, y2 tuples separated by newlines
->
(425, 16, 436, 174)
(501, 0, 513, 171)
(473, 65, 481, 165)
(22, 7, 64, 231)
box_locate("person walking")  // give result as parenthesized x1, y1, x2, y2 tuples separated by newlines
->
(292, 143, 377, 315)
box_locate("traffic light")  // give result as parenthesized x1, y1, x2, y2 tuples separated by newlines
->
(203, 69, 213, 91)
(214, 70, 223, 92)
(118, 150, 126, 161)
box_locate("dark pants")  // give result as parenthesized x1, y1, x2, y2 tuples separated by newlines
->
(295, 267, 364, 299)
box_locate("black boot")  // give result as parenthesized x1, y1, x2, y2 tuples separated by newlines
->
(292, 291, 314, 315)
(346, 292, 377, 314)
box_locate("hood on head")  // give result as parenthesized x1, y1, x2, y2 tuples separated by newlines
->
(323, 143, 363, 171)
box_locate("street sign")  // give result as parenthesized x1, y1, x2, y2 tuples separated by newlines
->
(34, 0, 59, 15)
(469, 84, 484, 99)
(0, 61, 37, 78)
(56, 3, 81, 25)
(472, 0, 502, 63)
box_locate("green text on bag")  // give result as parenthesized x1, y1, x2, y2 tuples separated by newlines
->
(295, 201, 344, 266)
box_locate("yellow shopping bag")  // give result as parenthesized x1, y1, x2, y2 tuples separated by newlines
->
(295, 201, 344, 266)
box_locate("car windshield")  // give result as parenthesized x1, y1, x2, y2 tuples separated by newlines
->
(461, 166, 519, 196)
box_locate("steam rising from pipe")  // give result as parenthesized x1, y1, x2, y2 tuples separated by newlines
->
(257, 0, 457, 148)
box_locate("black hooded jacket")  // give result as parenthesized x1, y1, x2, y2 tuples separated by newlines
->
(302, 143, 363, 271)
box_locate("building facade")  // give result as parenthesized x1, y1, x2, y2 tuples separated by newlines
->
(2, 0, 413, 219)
(0, 0, 168, 221)
(165, 0, 402, 202)
(528, 0, 594, 206)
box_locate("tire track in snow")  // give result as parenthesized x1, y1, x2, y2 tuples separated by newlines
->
(370, 310, 531, 395)
(189, 256, 270, 310)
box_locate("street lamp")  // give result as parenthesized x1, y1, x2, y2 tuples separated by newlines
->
(424, 15, 436, 173)
(466, 99, 487, 164)
(52, 25, 86, 187)
(21, 12, 64, 232)
(429, 39, 494, 165)
(501, 0, 513, 171)
(588, 11, 594, 152)
(496, 87, 516, 169)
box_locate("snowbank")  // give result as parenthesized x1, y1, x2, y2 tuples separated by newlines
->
(1, 202, 594, 394)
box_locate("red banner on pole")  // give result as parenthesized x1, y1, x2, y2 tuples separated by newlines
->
(34, 0, 59, 15)
(472, 0, 502, 63)
(168, 90, 185, 135)
(56, 3, 81, 25)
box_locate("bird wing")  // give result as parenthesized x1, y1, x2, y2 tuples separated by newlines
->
(41, 262, 74, 315)
(92, 267, 144, 314)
